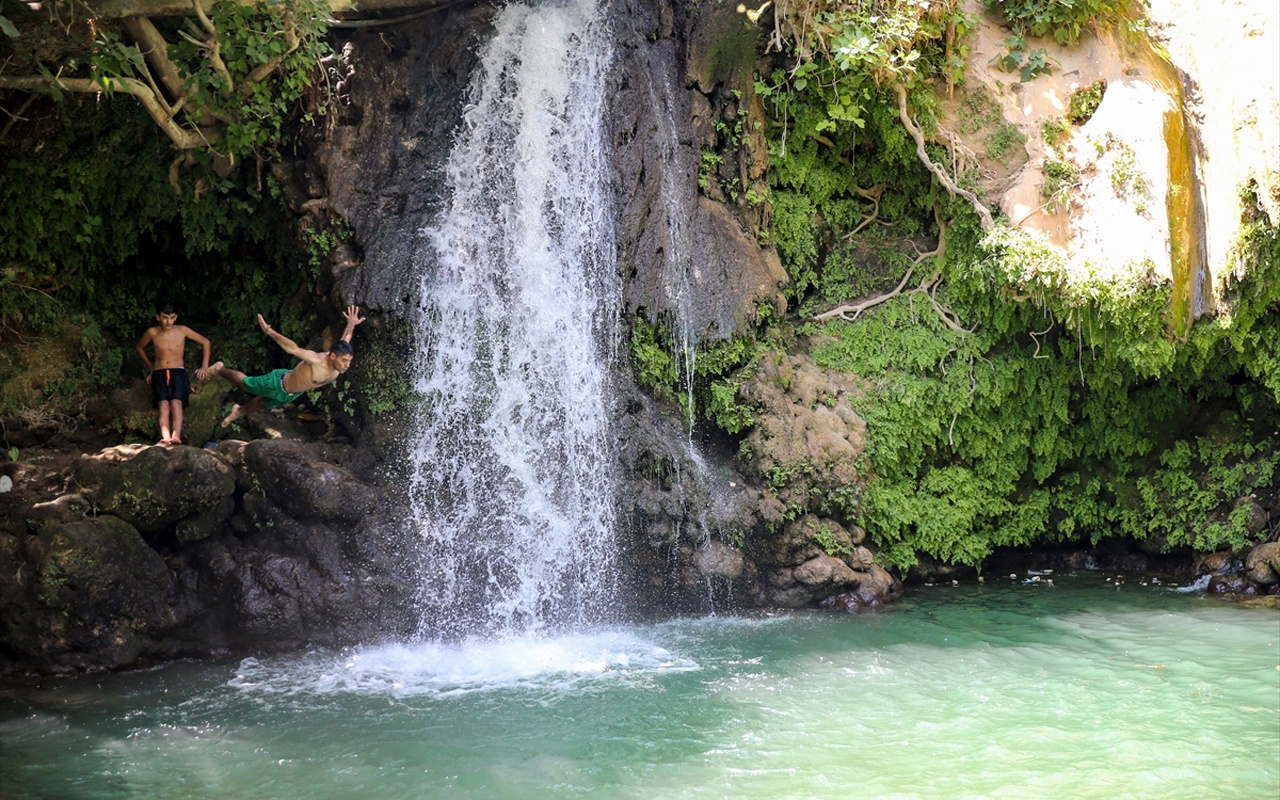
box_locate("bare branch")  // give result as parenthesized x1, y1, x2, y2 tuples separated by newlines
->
(179, 10, 234, 94)
(120, 16, 185, 99)
(894, 83, 994, 231)
(0, 75, 205, 149)
(816, 213, 948, 322)
(842, 184, 885, 241)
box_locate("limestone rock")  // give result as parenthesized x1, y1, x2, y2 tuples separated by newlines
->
(739, 352, 868, 493)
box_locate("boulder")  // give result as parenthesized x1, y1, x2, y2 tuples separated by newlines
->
(71, 445, 236, 533)
(240, 439, 376, 525)
(692, 539, 745, 579)
(17, 516, 176, 669)
(820, 565, 903, 611)
(1244, 542, 1280, 585)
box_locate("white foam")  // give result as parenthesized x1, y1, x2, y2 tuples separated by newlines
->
(1166, 573, 1213, 593)
(228, 629, 697, 699)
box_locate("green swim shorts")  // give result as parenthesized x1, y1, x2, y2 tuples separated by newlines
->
(242, 368, 303, 410)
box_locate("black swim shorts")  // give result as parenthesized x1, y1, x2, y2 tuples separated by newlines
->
(151, 367, 191, 407)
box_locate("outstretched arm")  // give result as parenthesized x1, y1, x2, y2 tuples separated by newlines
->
(340, 305, 365, 343)
(257, 314, 312, 360)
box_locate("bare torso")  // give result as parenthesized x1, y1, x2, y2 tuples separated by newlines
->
(146, 326, 195, 370)
(281, 359, 341, 394)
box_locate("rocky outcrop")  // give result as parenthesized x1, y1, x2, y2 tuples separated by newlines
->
(0, 440, 416, 675)
(608, 0, 788, 340)
(281, 3, 495, 317)
(618, 347, 898, 613)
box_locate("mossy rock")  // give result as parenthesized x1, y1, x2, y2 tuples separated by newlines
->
(114, 379, 228, 446)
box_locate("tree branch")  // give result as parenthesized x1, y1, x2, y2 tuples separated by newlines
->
(894, 83, 994, 231)
(815, 212, 951, 323)
(0, 75, 205, 149)
(241, 23, 301, 88)
(120, 15, 185, 100)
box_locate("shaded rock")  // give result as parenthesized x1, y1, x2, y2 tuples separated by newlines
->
(1233, 495, 1270, 535)
(820, 565, 903, 611)
(15, 516, 176, 669)
(71, 445, 236, 533)
(1207, 573, 1259, 595)
(240, 439, 376, 525)
(25, 493, 90, 534)
(175, 496, 236, 545)
(772, 515, 857, 565)
(105, 379, 228, 448)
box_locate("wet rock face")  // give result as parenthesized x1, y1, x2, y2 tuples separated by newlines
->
(606, 0, 787, 340)
(0, 442, 418, 676)
(291, 5, 495, 317)
(616, 385, 898, 613)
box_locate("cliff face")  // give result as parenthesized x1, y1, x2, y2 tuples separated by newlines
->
(0, 438, 418, 675)
(935, 0, 1279, 332)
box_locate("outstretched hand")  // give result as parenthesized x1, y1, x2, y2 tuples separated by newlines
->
(343, 305, 365, 327)
(257, 313, 273, 334)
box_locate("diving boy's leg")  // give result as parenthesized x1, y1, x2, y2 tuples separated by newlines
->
(205, 362, 250, 392)
(157, 400, 173, 445)
(221, 396, 264, 428)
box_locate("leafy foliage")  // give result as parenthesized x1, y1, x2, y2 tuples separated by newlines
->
(984, 0, 1129, 81)
(801, 192, 1280, 567)
(0, 93, 317, 423)
(1067, 80, 1107, 124)
(1, 0, 334, 158)
(983, 0, 1131, 46)
(702, 16, 1280, 568)
(1038, 157, 1079, 213)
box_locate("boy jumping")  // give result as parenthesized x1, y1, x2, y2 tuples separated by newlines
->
(136, 301, 212, 446)
(204, 305, 364, 427)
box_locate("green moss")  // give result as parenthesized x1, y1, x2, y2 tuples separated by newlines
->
(630, 317, 679, 401)
(1068, 80, 1108, 125)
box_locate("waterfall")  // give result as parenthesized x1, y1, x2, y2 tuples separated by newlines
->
(407, 0, 619, 639)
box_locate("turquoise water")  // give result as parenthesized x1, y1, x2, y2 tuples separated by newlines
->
(2, 575, 1277, 799)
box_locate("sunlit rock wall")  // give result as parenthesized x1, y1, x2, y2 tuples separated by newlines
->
(938, 0, 1278, 328)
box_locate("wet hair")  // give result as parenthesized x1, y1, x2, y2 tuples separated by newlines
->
(157, 301, 178, 315)
(330, 340, 354, 357)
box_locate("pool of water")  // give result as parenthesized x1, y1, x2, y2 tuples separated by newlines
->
(2, 575, 1277, 799)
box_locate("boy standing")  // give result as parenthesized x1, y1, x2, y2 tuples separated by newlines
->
(135, 301, 212, 446)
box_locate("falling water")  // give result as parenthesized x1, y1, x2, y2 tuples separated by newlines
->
(648, 69, 702, 436)
(407, 0, 619, 638)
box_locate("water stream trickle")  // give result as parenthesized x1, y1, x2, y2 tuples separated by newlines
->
(406, 0, 619, 639)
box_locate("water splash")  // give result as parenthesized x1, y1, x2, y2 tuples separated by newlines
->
(407, 0, 619, 639)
